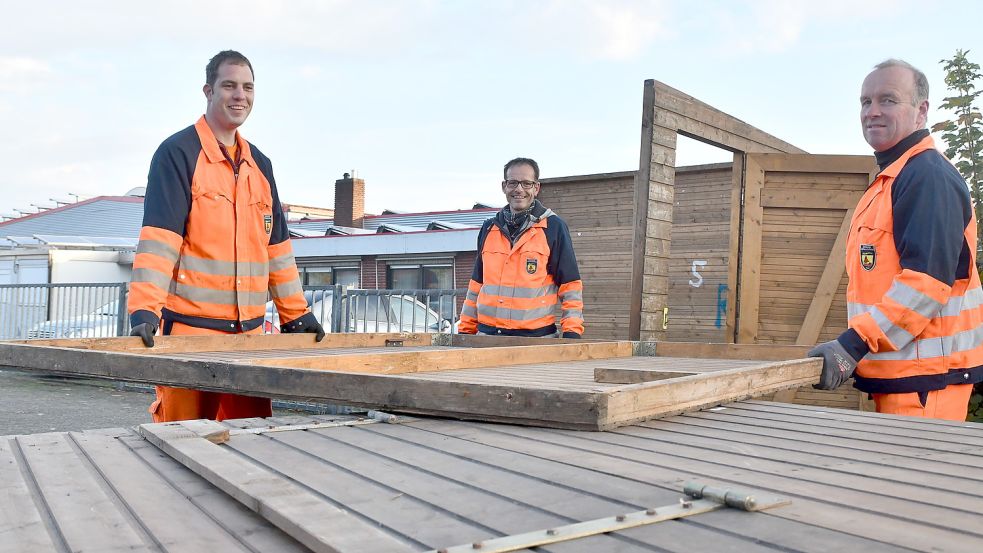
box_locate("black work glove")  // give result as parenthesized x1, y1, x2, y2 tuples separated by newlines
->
(280, 312, 325, 342)
(561, 331, 581, 339)
(129, 322, 158, 347)
(808, 339, 858, 390)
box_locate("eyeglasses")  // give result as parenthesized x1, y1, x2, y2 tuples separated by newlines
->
(503, 179, 539, 190)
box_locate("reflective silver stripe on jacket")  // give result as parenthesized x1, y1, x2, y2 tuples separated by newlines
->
(268, 252, 297, 273)
(559, 289, 583, 304)
(885, 280, 944, 319)
(479, 284, 559, 299)
(866, 324, 983, 361)
(270, 278, 303, 299)
(130, 267, 173, 291)
(136, 239, 179, 263)
(939, 286, 983, 317)
(174, 283, 268, 307)
(475, 303, 556, 322)
(179, 254, 272, 279)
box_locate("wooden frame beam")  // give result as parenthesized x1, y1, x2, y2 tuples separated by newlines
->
(0, 336, 819, 431)
(631, 80, 805, 343)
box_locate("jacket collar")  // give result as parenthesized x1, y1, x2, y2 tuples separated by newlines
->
(877, 132, 935, 180)
(194, 116, 253, 166)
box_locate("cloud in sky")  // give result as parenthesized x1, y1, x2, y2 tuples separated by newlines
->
(1, 1, 979, 216)
(0, 56, 51, 93)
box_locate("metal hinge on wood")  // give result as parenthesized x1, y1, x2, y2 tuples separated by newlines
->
(429, 482, 790, 553)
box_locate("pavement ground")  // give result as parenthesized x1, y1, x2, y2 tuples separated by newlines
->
(0, 368, 346, 436)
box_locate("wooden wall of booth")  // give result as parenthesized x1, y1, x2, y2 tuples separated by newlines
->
(627, 80, 877, 410)
(536, 172, 635, 340)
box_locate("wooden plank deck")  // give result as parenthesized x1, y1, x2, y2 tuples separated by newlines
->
(4, 403, 980, 552)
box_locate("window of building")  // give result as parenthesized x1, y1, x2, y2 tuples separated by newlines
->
(300, 266, 360, 288)
(386, 262, 455, 320)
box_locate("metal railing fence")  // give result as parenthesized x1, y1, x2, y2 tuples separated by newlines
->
(0, 282, 465, 340)
(0, 283, 128, 340)
(343, 288, 464, 334)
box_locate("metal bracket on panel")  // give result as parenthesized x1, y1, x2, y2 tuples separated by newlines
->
(632, 340, 659, 356)
(429, 482, 790, 553)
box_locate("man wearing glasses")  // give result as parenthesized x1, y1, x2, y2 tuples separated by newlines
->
(459, 157, 585, 338)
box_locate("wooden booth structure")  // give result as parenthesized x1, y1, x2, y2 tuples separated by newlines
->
(535, 80, 877, 409)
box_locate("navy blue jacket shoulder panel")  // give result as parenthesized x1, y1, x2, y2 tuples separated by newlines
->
(891, 149, 972, 285)
(143, 124, 199, 235)
(247, 142, 288, 246)
(469, 218, 497, 283)
(543, 214, 581, 285)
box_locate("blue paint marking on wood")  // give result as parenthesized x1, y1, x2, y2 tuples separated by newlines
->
(715, 284, 728, 328)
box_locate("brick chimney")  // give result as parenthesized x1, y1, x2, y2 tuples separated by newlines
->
(334, 172, 365, 228)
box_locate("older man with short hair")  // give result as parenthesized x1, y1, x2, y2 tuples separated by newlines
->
(808, 59, 983, 420)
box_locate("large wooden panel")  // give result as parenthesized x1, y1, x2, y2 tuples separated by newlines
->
(0, 334, 820, 431)
(667, 163, 734, 343)
(737, 154, 876, 345)
(632, 80, 805, 342)
(538, 172, 635, 341)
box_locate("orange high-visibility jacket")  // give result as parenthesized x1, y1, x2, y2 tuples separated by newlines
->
(128, 116, 309, 332)
(838, 133, 983, 394)
(459, 204, 584, 337)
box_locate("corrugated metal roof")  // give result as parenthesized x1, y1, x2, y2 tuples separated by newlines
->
(0, 197, 495, 249)
(288, 208, 496, 235)
(0, 197, 144, 239)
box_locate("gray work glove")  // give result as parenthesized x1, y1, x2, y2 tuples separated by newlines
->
(129, 322, 157, 347)
(808, 340, 857, 390)
(280, 312, 325, 342)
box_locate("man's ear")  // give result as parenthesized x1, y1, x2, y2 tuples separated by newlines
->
(917, 99, 929, 128)
(203, 83, 212, 100)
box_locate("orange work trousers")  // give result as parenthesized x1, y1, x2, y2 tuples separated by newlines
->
(872, 383, 973, 422)
(149, 320, 272, 423)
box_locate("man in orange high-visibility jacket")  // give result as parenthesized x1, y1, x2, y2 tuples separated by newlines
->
(459, 157, 584, 338)
(808, 59, 983, 421)
(128, 50, 324, 423)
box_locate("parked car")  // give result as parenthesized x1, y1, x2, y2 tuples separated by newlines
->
(264, 290, 453, 334)
(27, 300, 123, 339)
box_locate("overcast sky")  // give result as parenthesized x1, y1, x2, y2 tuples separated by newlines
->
(2, 0, 981, 217)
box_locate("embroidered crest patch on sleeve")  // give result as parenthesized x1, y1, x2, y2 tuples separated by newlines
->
(525, 258, 538, 274)
(264, 214, 273, 234)
(860, 244, 876, 271)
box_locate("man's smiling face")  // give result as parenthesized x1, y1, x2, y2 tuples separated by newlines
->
(860, 65, 927, 152)
(204, 61, 254, 136)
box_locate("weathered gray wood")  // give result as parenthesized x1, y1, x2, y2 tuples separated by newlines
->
(1, 341, 608, 429)
(139, 422, 415, 553)
(13, 432, 150, 552)
(117, 433, 310, 553)
(10, 332, 432, 355)
(416, 420, 971, 552)
(634, 418, 983, 497)
(598, 359, 822, 428)
(0, 437, 59, 553)
(69, 431, 256, 552)
(718, 403, 983, 449)
(739, 399, 983, 436)
(594, 367, 697, 384)
(308, 422, 788, 553)
(679, 408, 983, 467)
(232, 430, 628, 552)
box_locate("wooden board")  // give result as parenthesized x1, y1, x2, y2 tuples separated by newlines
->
(0, 334, 822, 431)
